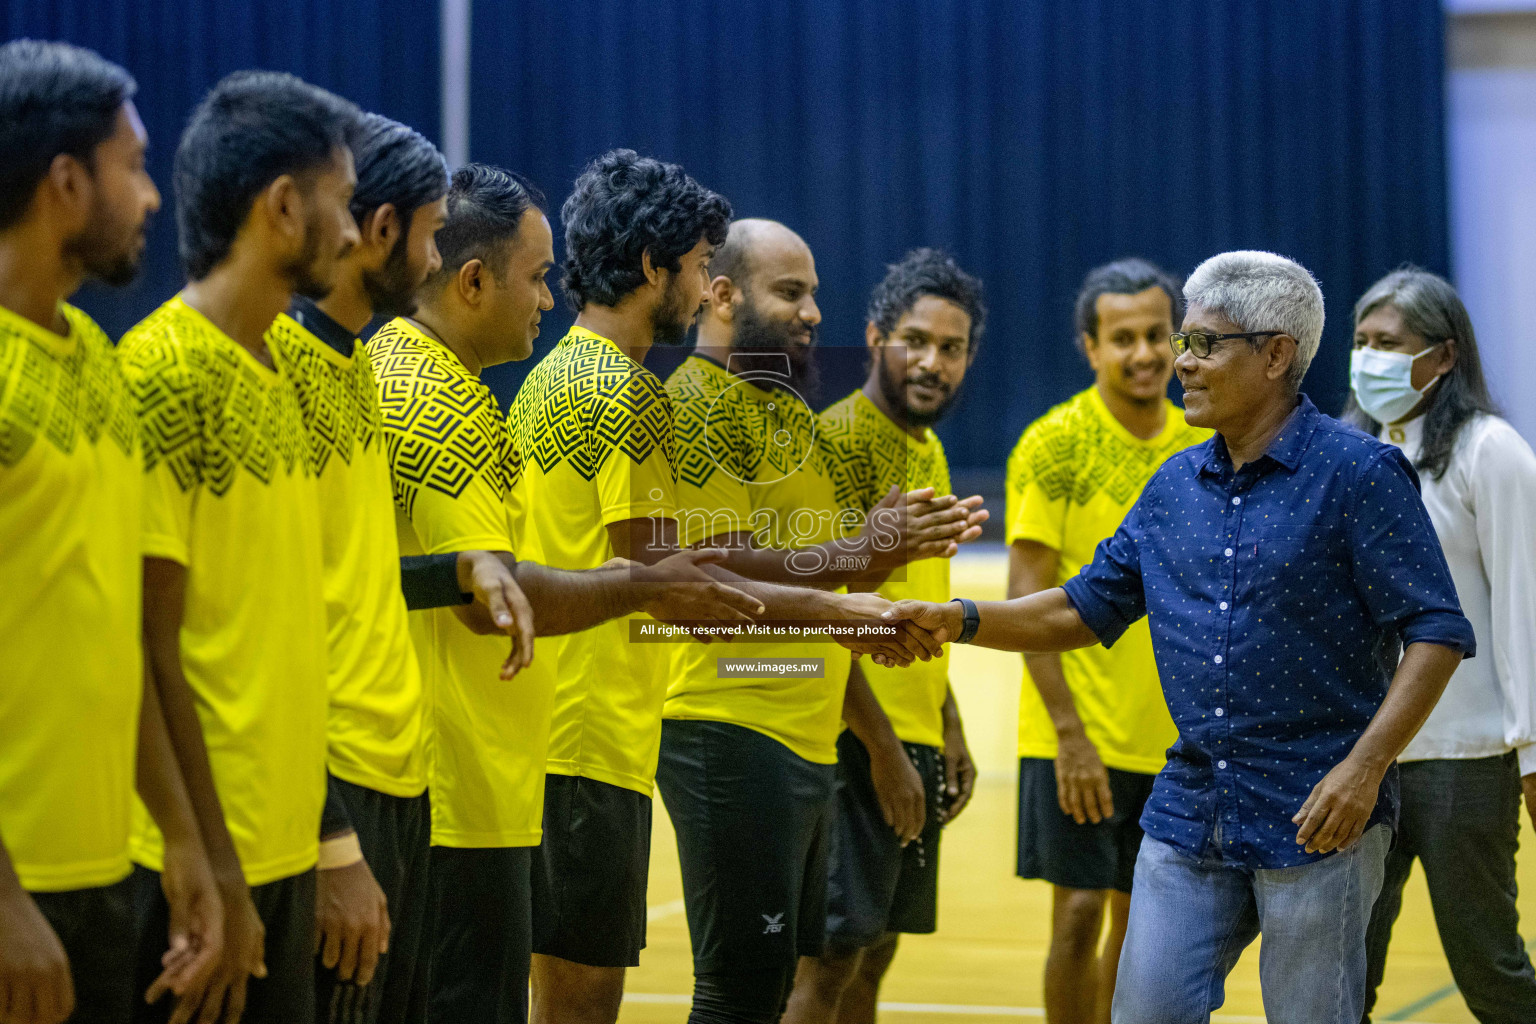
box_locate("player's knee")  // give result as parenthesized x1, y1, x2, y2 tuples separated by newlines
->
(798, 948, 862, 1000)
(856, 935, 899, 981)
(1051, 889, 1108, 957)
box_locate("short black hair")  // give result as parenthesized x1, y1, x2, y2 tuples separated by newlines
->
(868, 248, 986, 350)
(0, 39, 136, 231)
(349, 112, 448, 235)
(427, 162, 544, 284)
(174, 70, 360, 280)
(560, 148, 731, 312)
(1073, 257, 1183, 345)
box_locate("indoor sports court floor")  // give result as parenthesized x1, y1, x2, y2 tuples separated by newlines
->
(621, 546, 1536, 1023)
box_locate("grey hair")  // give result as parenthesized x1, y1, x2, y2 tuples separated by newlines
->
(1183, 250, 1324, 390)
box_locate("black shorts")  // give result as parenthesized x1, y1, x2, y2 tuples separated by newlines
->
(656, 718, 837, 973)
(825, 731, 945, 951)
(30, 877, 135, 1024)
(133, 865, 316, 1024)
(428, 845, 532, 1024)
(1016, 756, 1155, 894)
(317, 781, 431, 1024)
(531, 773, 652, 968)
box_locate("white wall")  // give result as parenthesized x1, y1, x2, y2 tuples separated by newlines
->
(1448, 9, 1536, 442)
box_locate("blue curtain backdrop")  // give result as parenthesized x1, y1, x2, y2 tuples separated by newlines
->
(1, 0, 441, 340)
(3, 1, 1446, 472)
(469, 0, 1448, 473)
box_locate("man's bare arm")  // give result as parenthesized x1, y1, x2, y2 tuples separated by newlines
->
(842, 663, 924, 844)
(1009, 541, 1114, 824)
(880, 587, 1100, 656)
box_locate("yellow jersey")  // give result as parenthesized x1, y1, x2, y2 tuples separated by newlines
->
(121, 296, 328, 885)
(369, 318, 554, 846)
(505, 326, 678, 796)
(664, 354, 852, 764)
(1005, 386, 1209, 774)
(0, 302, 142, 892)
(821, 390, 951, 749)
(268, 308, 424, 797)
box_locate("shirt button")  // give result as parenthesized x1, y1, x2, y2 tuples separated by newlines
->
(1232, 496, 1242, 505)
(1224, 547, 1234, 557)
(1214, 655, 1224, 664)
(1215, 707, 1225, 717)
(1218, 760, 1228, 769)
(1220, 601, 1229, 610)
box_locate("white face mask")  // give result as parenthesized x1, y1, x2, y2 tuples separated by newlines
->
(1349, 343, 1444, 424)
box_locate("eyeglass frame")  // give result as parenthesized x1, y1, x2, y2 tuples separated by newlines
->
(1169, 330, 1286, 359)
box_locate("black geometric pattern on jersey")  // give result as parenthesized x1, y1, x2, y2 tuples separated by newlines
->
(267, 315, 381, 476)
(665, 356, 827, 489)
(367, 319, 519, 518)
(820, 392, 949, 514)
(506, 329, 676, 483)
(1006, 391, 1205, 508)
(120, 302, 307, 496)
(0, 305, 134, 468)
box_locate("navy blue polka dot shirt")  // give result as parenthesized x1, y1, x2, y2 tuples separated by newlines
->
(1062, 395, 1476, 868)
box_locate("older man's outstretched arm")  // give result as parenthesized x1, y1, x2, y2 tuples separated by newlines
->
(882, 588, 1101, 654)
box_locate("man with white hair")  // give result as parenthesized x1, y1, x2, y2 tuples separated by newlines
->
(880, 251, 1476, 1022)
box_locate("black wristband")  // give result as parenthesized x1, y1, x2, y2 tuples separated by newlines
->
(950, 597, 980, 645)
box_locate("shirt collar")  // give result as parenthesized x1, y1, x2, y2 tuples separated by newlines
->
(289, 296, 357, 357)
(1199, 394, 1320, 477)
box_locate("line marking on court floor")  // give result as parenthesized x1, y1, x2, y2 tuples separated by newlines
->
(621, 993, 1455, 1022)
(644, 898, 686, 922)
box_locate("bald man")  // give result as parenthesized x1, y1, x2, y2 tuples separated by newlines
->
(656, 220, 985, 1023)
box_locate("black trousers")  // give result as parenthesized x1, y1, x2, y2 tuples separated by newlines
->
(1363, 753, 1536, 1024)
(133, 865, 316, 1024)
(317, 781, 431, 1024)
(426, 845, 532, 1024)
(30, 877, 136, 1024)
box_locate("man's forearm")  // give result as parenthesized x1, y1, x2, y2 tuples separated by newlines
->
(143, 558, 244, 886)
(842, 662, 903, 757)
(1346, 641, 1466, 771)
(510, 561, 648, 636)
(1024, 652, 1090, 736)
(699, 562, 846, 621)
(135, 656, 204, 851)
(961, 590, 1100, 653)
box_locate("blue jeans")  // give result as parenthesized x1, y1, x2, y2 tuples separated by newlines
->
(1111, 825, 1389, 1024)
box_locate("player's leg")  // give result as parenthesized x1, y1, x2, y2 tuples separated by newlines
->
(427, 845, 532, 1024)
(529, 775, 650, 1024)
(656, 719, 835, 1024)
(1047, 886, 1108, 1024)
(783, 731, 908, 1023)
(1096, 892, 1131, 1024)
(834, 934, 899, 1024)
(30, 878, 136, 1024)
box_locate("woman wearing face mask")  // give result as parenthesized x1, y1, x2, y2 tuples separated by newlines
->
(1347, 267, 1536, 1024)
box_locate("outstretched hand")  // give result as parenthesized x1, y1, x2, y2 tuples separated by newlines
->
(871, 599, 963, 666)
(637, 548, 764, 643)
(863, 487, 989, 567)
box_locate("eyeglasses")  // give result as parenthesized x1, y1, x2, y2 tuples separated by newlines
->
(1169, 331, 1284, 359)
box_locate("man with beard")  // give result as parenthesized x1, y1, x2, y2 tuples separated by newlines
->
(512, 161, 941, 1024)
(659, 222, 986, 1024)
(0, 39, 223, 1024)
(120, 71, 362, 1024)
(783, 249, 987, 1024)
(372, 160, 765, 1024)
(264, 116, 539, 1024)
(1002, 259, 1208, 1024)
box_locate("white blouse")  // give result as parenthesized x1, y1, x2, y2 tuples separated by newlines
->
(1385, 413, 1536, 772)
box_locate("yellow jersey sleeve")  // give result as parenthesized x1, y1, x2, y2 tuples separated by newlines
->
(589, 372, 679, 525)
(1005, 415, 1073, 551)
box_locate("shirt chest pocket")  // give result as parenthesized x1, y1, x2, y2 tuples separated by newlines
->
(1243, 523, 1340, 602)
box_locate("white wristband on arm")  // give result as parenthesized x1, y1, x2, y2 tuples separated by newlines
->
(317, 831, 364, 870)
